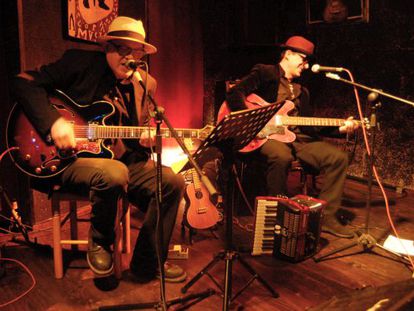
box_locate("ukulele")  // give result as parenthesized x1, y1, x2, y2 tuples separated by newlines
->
(183, 168, 220, 230)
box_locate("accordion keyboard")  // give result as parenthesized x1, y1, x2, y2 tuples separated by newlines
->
(252, 197, 279, 255)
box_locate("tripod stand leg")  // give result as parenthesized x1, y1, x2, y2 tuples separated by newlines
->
(235, 254, 279, 299)
(375, 243, 413, 266)
(99, 289, 217, 311)
(168, 289, 216, 311)
(181, 252, 224, 294)
(223, 252, 233, 310)
(313, 240, 358, 262)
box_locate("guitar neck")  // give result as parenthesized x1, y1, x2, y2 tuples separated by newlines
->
(190, 169, 202, 191)
(281, 116, 347, 127)
(74, 125, 204, 139)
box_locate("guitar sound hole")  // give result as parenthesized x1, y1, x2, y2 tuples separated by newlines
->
(195, 191, 203, 200)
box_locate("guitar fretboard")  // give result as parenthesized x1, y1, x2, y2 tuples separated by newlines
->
(190, 168, 202, 191)
(279, 116, 346, 127)
(73, 125, 205, 140)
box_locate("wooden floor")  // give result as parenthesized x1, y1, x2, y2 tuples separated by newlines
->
(1, 177, 414, 311)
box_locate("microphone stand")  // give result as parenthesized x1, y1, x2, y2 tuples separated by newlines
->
(314, 73, 412, 265)
(99, 68, 217, 311)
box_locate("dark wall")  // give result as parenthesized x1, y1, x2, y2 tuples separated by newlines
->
(309, 0, 414, 189)
(201, 0, 414, 190)
(0, 1, 26, 223)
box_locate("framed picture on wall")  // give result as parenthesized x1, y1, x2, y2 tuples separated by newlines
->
(306, 0, 369, 25)
(66, 0, 119, 42)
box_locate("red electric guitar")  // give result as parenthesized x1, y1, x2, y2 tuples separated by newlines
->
(183, 169, 220, 230)
(6, 89, 213, 178)
(218, 93, 361, 153)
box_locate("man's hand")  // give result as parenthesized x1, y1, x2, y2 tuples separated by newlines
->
(339, 116, 359, 135)
(50, 117, 76, 150)
(139, 128, 156, 148)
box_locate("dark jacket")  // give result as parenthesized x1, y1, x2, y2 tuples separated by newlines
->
(11, 49, 156, 156)
(226, 63, 341, 138)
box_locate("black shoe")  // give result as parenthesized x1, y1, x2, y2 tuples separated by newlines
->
(130, 261, 186, 283)
(322, 217, 354, 239)
(87, 237, 113, 276)
(161, 262, 187, 283)
(130, 263, 157, 283)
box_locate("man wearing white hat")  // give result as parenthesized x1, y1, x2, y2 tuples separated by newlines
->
(12, 16, 186, 283)
(225, 35, 359, 239)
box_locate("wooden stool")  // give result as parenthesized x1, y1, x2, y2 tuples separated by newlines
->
(50, 189, 130, 279)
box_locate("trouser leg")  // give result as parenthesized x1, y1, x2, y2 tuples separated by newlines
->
(127, 160, 185, 272)
(294, 141, 348, 216)
(259, 140, 295, 196)
(60, 158, 129, 245)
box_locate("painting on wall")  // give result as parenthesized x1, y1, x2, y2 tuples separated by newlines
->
(66, 0, 118, 43)
(306, 0, 369, 25)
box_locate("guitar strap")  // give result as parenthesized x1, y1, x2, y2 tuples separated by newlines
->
(105, 82, 142, 158)
(111, 87, 128, 118)
(111, 72, 145, 126)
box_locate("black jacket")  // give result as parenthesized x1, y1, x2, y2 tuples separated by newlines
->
(226, 63, 341, 138)
(12, 49, 156, 138)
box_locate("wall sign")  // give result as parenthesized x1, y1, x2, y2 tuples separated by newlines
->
(67, 0, 118, 42)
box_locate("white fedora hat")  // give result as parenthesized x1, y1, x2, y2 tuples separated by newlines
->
(97, 16, 157, 54)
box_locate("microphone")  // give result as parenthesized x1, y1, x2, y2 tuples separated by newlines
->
(125, 59, 146, 70)
(311, 64, 344, 73)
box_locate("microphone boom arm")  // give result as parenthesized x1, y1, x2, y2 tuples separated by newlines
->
(325, 73, 414, 107)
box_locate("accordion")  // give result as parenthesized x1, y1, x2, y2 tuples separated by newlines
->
(252, 195, 326, 262)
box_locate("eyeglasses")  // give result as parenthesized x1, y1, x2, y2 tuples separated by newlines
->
(295, 52, 308, 64)
(108, 43, 145, 58)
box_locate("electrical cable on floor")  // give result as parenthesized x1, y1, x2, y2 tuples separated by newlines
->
(0, 257, 37, 308)
(345, 69, 414, 274)
(0, 147, 38, 307)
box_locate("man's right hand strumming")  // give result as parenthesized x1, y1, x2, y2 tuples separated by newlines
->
(50, 117, 76, 150)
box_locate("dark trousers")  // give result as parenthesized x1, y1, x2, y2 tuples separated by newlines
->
(60, 156, 185, 270)
(258, 139, 349, 216)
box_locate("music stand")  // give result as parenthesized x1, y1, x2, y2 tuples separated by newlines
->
(180, 102, 282, 310)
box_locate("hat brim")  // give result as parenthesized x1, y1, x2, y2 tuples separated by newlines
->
(97, 36, 157, 55)
(279, 44, 314, 58)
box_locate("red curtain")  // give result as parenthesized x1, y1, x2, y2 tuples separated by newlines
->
(147, 0, 204, 129)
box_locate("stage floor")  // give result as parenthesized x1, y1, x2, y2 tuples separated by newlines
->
(1, 177, 413, 311)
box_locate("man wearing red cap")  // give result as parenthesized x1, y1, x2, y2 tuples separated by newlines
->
(225, 35, 359, 238)
(11, 16, 186, 282)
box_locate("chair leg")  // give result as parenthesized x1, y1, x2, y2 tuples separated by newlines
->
(122, 199, 131, 254)
(113, 198, 124, 279)
(69, 201, 79, 252)
(51, 198, 63, 279)
(300, 170, 308, 195)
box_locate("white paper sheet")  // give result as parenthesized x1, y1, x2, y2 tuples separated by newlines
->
(383, 235, 414, 256)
